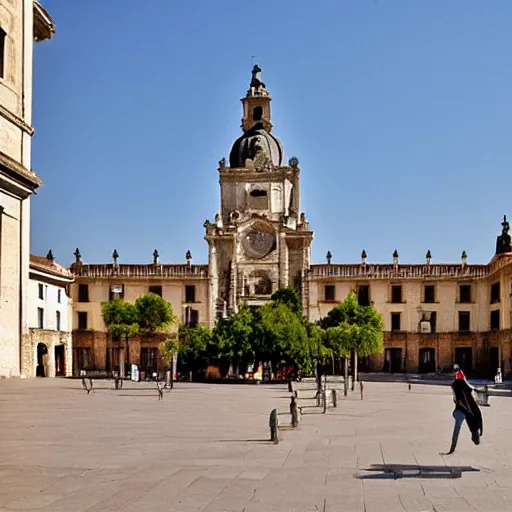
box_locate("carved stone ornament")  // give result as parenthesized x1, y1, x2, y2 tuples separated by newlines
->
(242, 229, 276, 259)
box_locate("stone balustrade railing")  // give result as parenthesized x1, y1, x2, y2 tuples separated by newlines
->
(309, 264, 490, 280)
(72, 264, 209, 279)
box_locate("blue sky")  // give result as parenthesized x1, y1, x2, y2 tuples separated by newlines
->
(32, 0, 512, 266)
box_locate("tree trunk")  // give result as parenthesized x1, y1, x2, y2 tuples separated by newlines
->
(352, 350, 358, 391)
(344, 357, 348, 396)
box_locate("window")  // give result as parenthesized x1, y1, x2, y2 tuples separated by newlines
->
(0, 28, 6, 79)
(430, 311, 437, 332)
(77, 312, 88, 330)
(38, 283, 44, 300)
(185, 285, 196, 303)
(253, 105, 263, 121)
(140, 348, 158, 373)
(184, 307, 199, 327)
(57, 289, 62, 303)
(458, 311, 470, 332)
(391, 312, 401, 331)
(391, 285, 402, 303)
(424, 285, 435, 303)
(149, 285, 162, 297)
(357, 285, 370, 306)
(37, 308, 44, 329)
(78, 284, 89, 302)
(491, 282, 500, 304)
(490, 310, 500, 331)
(459, 285, 471, 303)
(109, 284, 124, 301)
(324, 285, 335, 301)
(56, 311, 61, 331)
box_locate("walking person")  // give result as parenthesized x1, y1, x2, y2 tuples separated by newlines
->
(440, 376, 483, 455)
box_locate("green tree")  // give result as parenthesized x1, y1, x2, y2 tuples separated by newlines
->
(212, 304, 255, 377)
(321, 290, 383, 387)
(271, 287, 302, 317)
(101, 300, 139, 375)
(135, 293, 176, 332)
(178, 324, 212, 374)
(158, 337, 180, 388)
(259, 301, 311, 375)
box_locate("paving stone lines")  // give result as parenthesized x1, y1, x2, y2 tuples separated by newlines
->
(1, 379, 512, 511)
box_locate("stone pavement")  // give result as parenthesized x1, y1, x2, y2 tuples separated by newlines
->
(1, 379, 512, 511)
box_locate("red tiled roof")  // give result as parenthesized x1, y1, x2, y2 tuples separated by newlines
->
(30, 254, 74, 280)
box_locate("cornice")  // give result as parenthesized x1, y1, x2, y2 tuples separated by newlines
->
(0, 150, 42, 189)
(0, 104, 35, 135)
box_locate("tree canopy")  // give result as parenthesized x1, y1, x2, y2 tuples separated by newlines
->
(321, 290, 383, 358)
(135, 293, 176, 332)
(270, 287, 302, 317)
(101, 300, 139, 338)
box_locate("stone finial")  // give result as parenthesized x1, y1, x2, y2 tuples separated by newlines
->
(153, 249, 159, 265)
(218, 157, 226, 169)
(73, 248, 82, 264)
(461, 250, 467, 265)
(46, 249, 54, 262)
(186, 250, 192, 267)
(361, 250, 367, 264)
(393, 250, 399, 265)
(496, 214, 512, 255)
(289, 156, 299, 168)
(426, 250, 431, 264)
(112, 249, 119, 263)
(326, 250, 332, 264)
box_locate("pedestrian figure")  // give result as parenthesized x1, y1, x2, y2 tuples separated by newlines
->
(440, 377, 483, 455)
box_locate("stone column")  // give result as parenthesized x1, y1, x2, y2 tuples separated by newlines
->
(208, 244, 218, 328)
(66, 333, 73, 377)
(279, 232, 289, 288)
(230, 238, 239, 313)
(48, 341, 56, 378)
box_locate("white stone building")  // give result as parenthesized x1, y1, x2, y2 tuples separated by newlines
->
(24, 251, 74, 377)
(0, 1, 55, 377)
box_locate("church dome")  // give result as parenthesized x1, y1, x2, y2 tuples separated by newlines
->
(229, 122, 283, 168)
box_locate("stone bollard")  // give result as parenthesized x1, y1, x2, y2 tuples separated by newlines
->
(360, 381, 364, 400)
(331, 389, 337, 408)
(290, 395, 300, 428)
(269, 408, 279, 444)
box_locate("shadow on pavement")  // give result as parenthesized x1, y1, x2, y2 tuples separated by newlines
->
(356, 464, 480, 480)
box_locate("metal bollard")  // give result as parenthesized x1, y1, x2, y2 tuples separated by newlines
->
(360, 381, 364, 400)
(288, 380, 294, 393)
(331, 389, 337, 408)
(322, 391, 327, 413)
(269, 409, 279, 444)
(408, 382, 412, 391)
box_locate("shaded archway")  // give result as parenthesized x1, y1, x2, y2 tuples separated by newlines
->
(36, 343, 48, 377)
(55, 345, 66, 377)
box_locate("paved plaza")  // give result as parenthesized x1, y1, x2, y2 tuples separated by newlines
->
(1, 379, 512, 511)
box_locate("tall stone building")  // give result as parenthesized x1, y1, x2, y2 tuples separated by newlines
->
(0, 1, 55, 377)
(70, 66, 512, 379)
(204, 65, 313, 322)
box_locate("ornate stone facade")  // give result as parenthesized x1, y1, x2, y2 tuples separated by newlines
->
(0, 1, 55, 377)
(70, 66, 512, 378)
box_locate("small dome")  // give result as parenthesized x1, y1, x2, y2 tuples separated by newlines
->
(229, 122, 283, 168)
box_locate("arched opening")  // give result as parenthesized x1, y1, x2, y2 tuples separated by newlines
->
(55, 345, 66, 377)
(252, 105, 263, 121)
(245, 270, 272, 296)
(36, 343, 49, 377)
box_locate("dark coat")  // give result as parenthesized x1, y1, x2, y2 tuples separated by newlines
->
(452, 379, 483, 436)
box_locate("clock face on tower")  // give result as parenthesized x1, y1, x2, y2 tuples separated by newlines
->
(242, 229, 276, 259)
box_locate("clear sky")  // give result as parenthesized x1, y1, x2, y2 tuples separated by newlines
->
(31, 0, 512, 267)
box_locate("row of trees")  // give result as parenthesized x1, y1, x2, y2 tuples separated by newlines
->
(100, 287, 384, 381)
(178, 288, 384, 381)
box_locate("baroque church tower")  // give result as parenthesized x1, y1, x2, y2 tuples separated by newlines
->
(204, 66, 313, 324)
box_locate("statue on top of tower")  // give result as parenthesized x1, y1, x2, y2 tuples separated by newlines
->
(496, 215, 512, 255)
(247, 64, 269, 97)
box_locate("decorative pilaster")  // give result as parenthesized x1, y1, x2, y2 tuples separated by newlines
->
(208, 244, 219, 327)
(279, 232, 289, 288)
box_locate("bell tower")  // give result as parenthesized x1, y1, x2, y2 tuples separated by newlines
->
(241, 65, 273, 133)
(204, 66, 313, 325)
